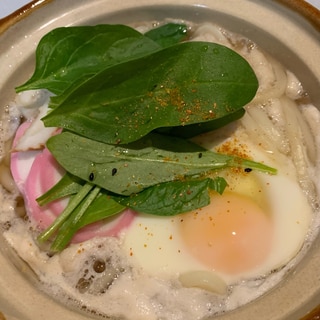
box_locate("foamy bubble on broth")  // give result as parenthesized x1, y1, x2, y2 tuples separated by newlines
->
(1, 21, 320, 320)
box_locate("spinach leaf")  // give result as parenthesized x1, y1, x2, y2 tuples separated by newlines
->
(36, 172, 83, 206)
(156, 108, 245, 138)
(116, 177, 227, 216)
(38, 182, 94, 242)
(46, 131, 276, 196)
(16, 25, 161, 95)
(49, 185, 102, 252)
(37, 184, 126, 252)
(42, 41, 258, 144)
(76, 191, 126, 228)
(144, 23, 188, 47)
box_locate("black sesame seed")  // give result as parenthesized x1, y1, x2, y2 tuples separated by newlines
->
(198, 152, 203, 158)
(112, 168, 117, 176)
(89, 172, 95, 181)
(244, 168, 252, 173)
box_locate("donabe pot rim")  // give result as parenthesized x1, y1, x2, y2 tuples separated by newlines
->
(0, 1, 319, 320)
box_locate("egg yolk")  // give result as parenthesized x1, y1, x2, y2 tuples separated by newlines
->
(179, 192, 273, 275)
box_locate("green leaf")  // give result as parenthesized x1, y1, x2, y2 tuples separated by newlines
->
(115, 177, 227, 216)
(16, 25, 161, 95)
(46, 131, 276, 196)
(144, 23, 188, 48)
(49, 185, 102, 252)
(156, 108, 245, 138)
(38, 185, 125, 252)
(75, 192, 126, 228)
(38, 182, 94, 242)
(42, 41, 258, 144)
(208, 176, 229, 195)
(36, 172, 83, 206)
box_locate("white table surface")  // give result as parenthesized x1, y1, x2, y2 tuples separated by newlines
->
(0, 0, 319, 18)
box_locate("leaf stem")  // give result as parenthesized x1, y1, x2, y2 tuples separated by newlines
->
(231, 158, 277, 175)
(38, 182, 94, 242)
(50, 186, 101, 252)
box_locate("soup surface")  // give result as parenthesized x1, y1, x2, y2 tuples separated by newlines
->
(0, 21, 319, 320)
